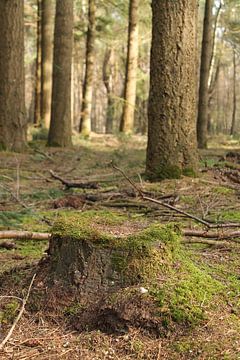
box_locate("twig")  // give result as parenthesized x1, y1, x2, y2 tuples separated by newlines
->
(49, 170, 99, 189)
(112, 163, 240, 229)
(0, 274, 36, 350)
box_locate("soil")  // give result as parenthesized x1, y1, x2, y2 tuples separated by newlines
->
(0, 134, 240, 359)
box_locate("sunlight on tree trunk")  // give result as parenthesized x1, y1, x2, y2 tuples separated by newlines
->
(120, 0, 139, 134)
(146, 0, 198, 181)
(79, 0, 96, 136)
(48, 0, 73, 147)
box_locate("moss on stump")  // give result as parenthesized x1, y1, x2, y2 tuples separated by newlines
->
(42, 210, 222, 334)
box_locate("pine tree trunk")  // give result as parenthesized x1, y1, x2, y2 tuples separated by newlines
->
(34, 0, 42, 126)
(79, 0, 96, 136)
(230, 50, 237, 136)
(146, 0, 198, 180)
(103, 49, 115, 134)
(48, 0, 73, 147)
(0, 0, 27, 151)
(197, 0, 214, 149)
(120, 0, 139, 134)
(41, 0, 54, 129)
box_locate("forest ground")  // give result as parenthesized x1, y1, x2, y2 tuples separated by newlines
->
(0, 134, 240, 359)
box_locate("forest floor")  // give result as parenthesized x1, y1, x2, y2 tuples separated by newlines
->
(0, 134, 240, 359)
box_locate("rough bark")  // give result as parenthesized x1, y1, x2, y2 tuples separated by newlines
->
(120, 0, 139, 134)
(48, 0, 73, 147)
(230, 50, 237, 136)
(0, 0, 27, 151)
(197, 0, 214, 149)
(79, 0, 96, 136)
(41, 0, 54, 128)
(146, 0, 198, 180)
(34, 0, 42, 126)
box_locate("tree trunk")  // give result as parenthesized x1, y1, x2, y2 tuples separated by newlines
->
(48, 0, 73, 147)
(34, 0, 42, 126)
(197, 0, 214, 149)
(79, 0, 96, 136)
(41, 0, 54, 129)
(146, 0, 198, 180)
(0, 0, 27, 152)
(119, 0, 139, 134)
(103, 49, 115, 134)
(230, 50, 237, 136)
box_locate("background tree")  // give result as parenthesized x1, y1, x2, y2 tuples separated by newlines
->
(120, 0, 139, 134)
(34, 0, 42, 126)
(48, 0, 73, 147)
(197, 0, 214, 149)
(79, 0, 96, 136)
(41, 0, 54, 128)
(146, 0, 198, 180)
(0, 0, 27, 151)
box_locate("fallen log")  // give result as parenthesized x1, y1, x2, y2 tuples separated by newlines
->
(0, 231, 51, 241)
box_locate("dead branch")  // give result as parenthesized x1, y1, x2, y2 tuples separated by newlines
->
(112, 163, 240, 229)
(0, 274, 36, 350)
(182, 239, 229, 246)
(182, 229, 240, 240)
(49, 170, 99, 189)
(0, 231, 51, 241)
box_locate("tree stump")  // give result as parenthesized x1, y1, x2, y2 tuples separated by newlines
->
(37, 210, 221, 334)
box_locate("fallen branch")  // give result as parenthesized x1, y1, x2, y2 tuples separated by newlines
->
(112, 163, 240, 229)
(0, 231, 51, 241)
(49, 170, 99, 189)
(182, 229, 240, 240)
(0, 274, 36, 351)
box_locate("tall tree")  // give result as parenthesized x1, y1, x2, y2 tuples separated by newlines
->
(197, 0, 214, 149)
(79, 0, 96, 136)
(48, 0, 73, 147)
(0, 0, 27, 151)
(34, 0, 42, 126)
(103, 48, 115, 134)
(120, 0, 139, 134)
(146, 0, 198, 180)
(230, 49, 237, 136)
(41, 0, 54, 128)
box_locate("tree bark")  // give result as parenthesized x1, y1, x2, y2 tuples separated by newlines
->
(48, 0, 73, 147)
(120, 0, 139, 134)
(41, 0, 54, 128)
(146, 0, 198, 180)
(34, 0, 42, 126)
(197, 0, 214, 149)
(79, 0, 96, 136)
(230, 49, 237, 136)
(0, 0, 27, 151)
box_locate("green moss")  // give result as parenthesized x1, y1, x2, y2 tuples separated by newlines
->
(0, 300, 19, 324)
(52, 210, 128, 243)
(182, 167, 197, 178)
(152, 253, 222, 325)
(218, 210, 240, 222)
(212, 186, 234, 195)
(146, 164, 182, 181)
